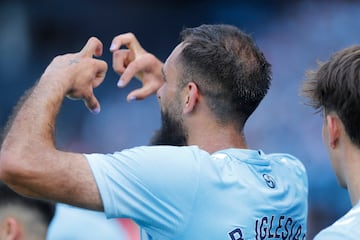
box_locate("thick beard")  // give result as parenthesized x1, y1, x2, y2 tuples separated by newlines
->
(150, 110, 187, 146)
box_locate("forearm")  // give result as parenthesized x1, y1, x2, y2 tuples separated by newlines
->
(6, 76, 64, 147)
(0, 75, 66, 193)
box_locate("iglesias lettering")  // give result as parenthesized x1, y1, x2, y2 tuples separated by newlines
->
(228, 215, 305, 240)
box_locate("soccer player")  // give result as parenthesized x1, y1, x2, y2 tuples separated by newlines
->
(0, 24, 308, 239)
(302, 45, 360, 239)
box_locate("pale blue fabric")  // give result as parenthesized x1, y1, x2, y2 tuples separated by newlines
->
(314, 200, 360, 240)
(47, 203, 127, 240)
(86, 145, 308, 240)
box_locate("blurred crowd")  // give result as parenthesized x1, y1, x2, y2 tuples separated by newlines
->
(1, 0, 359, 238)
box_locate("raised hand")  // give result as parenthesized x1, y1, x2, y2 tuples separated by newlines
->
(110, 33, 164, 101)
(42, 37, 108, 113)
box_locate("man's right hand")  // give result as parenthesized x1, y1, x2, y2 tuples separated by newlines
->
(41, 37, 108, 113)
(110, 33, 164, 101)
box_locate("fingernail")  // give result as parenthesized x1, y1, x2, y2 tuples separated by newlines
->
(92, 107, 101, 114)
(109, 43, 117, 51)
(117, 79, 125, 87)
(129, 96, 136, 102)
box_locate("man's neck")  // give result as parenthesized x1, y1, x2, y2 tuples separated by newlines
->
(187, 124, 248, 154)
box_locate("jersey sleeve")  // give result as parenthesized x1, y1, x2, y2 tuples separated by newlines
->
(85, 146, 201, 235)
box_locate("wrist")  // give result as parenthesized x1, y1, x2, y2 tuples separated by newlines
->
(38, 71, 70, 97)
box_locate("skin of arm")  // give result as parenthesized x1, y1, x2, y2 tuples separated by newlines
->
(0, 34, 164, 211)
(0, 37, 107, 210)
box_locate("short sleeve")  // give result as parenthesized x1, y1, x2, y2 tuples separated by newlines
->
(85, 146, 202, 235)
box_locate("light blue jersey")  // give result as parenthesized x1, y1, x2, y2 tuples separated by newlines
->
(86, 146, 308, 240)
(47, 204, 127, 240)
(314, 200, 360, 240)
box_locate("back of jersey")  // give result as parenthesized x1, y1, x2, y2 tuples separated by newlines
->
(178, 148, 308, 240)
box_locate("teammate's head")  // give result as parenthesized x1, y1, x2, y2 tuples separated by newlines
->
(302, 45, 360, 148)
(0, 182, 55, 240)
(151, 24, 271, 146)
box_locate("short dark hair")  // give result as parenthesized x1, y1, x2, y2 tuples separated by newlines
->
(302, 45, 360, 147)
(178, 24, 271, 130)
(0, 182, 55, 225)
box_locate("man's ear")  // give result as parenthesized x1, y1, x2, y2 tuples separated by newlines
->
(326, 114, 341, 149)
(1, 217, 22, 240)
(183, 82, 199, 114)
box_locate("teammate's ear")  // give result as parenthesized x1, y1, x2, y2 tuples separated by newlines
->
(326, 115, 340, 149)
(183, 82, 199, 114)
(1, 217, 21, 240)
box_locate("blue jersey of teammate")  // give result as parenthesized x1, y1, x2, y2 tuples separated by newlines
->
(86, 145, 308, 240)
(47, 203, 127, 240)
(314, 200, 360, 240)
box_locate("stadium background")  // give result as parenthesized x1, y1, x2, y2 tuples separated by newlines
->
(1, 0, 359, 238)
